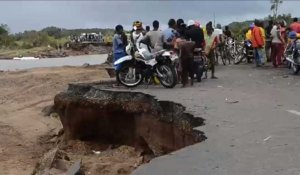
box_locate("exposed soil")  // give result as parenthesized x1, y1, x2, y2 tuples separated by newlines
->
(0, 63, 205, 175)
(0, 65, 111, 175)
(32, 84, 205, 175)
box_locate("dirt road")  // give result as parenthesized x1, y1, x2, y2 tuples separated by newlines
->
(0, 65, 110, 175)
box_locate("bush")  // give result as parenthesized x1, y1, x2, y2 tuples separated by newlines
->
(21, 42, 33, 49)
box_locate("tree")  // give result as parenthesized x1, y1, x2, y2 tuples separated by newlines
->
(41, 26, 63, 39)
(0, 24, 9, 35)
(270, 0, 283, 20)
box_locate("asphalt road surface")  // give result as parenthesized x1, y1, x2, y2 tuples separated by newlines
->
(130, 64, 300, 175)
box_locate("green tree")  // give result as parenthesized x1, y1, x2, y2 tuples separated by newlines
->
(0, 24, 9, 35)
(41, 26, 63, 39)
(271, 0, 283, 20)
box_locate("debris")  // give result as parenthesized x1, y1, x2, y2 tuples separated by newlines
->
(263, 136, 272, 142)
(287, 110, 300, 116)
(217, 85, 223, 88)
(283, 75, 289, 78)
(248, 74, 252, 77)
(92, 150, 101, 155)
(225, 98, 239, 104)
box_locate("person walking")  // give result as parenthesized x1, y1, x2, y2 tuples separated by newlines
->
(113, 25, 127, 70)
(251, 20, 264, 67)
(204, 22, 218, 79)
(270, 21, 286, 67)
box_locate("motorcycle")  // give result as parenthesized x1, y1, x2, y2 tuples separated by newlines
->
(285, 39, 300, 74)
(234, 40, 254, 65)
(193, 48, 208, 82)
(114, 42, 178, 88)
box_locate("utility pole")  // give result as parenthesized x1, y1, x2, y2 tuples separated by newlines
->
(213, 12, 216, 28)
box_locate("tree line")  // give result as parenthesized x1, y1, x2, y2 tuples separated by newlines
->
(0, 25, 114, 49)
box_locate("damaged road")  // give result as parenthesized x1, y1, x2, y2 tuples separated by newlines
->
(1, 63, 300, 175)
(34, 84, 206, 174)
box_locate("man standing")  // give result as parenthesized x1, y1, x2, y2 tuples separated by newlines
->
(290, 18, 300, 33)
(113, 25, 127, 70)
(265, 20, 273, 62)
(175, 36, 195, 87)
(251, 20, 264, 67)
(185, 19, 205, 48)
(271, 21, 285, 67)
(162, 19, 177, 50)
(224, 26, 232, 38)
(141, 20, 163, 52)
(204, 22, 218, 79)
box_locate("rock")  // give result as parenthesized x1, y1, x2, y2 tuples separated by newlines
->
(49, 113, 60, 118)
(32, 148, 58, 175)
(42, 105, 54, 116)
(82, 63, 90, 68)
(66, 160, 84, 175)
(53, 83, 206, 156)
(52, 159, 68, 171)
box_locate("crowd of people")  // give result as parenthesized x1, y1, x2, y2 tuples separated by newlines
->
(112, 17, 300, 87)
(112, 18, 230, 87)
(245, 17, 300, 68)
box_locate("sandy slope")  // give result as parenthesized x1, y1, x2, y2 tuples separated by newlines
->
(0, 65, 110, 175)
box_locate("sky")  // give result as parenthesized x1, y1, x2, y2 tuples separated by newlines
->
(1, 0, 300, 33)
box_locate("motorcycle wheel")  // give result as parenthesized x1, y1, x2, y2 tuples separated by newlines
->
(196, 66, 203, 82)
(116, 63, 144, 88)
(291, 63, 300, 74)
(157, 64, 177, 88)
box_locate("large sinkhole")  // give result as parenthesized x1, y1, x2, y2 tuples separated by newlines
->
(53, 83, 206, 162)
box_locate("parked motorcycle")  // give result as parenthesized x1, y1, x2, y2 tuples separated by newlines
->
(285, 40, 300, 74)
(193, 48, 208, 82)
(234, 40, 254, 65)
(114, 43, 178, 88)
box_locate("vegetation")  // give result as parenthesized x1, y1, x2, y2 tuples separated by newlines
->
(0, 25, 114, 50)
(271, 0, 283, 20)
(228, 13, 295, 40)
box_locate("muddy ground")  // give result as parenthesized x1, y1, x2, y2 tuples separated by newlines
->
(0, 45, 111, 59)
(0, 65, 125, 175)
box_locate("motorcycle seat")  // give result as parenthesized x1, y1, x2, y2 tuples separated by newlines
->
(194, 48, 202, 52)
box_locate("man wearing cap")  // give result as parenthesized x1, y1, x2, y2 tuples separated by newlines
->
(185, 19, 205, 48)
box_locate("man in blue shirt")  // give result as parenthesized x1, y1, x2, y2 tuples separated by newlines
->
(162, 19, 177, 50)
(113, 25, 127, 70)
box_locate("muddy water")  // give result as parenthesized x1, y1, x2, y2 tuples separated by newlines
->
(0, 54, 107, 71)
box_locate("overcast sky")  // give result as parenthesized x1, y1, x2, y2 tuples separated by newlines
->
(1, 0, 300, 33)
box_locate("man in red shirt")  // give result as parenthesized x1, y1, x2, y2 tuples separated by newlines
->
(251, 20, 264, 67)
(290, 18, 300, 33)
